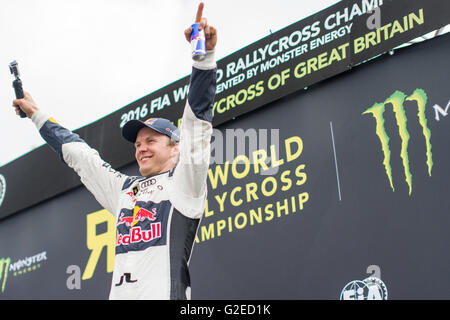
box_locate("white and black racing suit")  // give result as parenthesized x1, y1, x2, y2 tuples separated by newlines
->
(30, 51, 217, 299)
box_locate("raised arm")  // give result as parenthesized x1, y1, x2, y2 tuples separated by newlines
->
(12, 92, 128, 216)
(170, 3, 217, 218)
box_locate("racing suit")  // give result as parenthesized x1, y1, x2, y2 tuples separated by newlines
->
(31, 51, 217, 299)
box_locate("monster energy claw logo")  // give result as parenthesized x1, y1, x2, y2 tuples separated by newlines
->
(0, 257, 10, 293)
(362, 89, 432, 195)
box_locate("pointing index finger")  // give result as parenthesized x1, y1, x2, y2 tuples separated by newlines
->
(195, 2, 204, 23)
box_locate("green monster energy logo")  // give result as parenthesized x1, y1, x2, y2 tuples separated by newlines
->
(0, 257, 10, 293)
(362, 89, 432, 195)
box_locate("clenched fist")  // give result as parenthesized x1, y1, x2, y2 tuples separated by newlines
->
(12, 91, 39, 118)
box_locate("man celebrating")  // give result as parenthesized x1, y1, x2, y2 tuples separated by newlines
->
(12, 2, 217, 300)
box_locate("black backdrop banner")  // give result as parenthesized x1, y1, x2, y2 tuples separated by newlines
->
(0, 0, 449, 220)
(0, 31, 449, 299)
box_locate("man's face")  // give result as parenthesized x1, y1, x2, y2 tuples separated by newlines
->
(134, 127, 179, 177)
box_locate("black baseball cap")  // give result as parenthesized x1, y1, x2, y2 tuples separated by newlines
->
(122, 118, 180, 143)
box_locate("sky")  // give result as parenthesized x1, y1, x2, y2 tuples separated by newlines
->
(0, 0, 447, 167)
(0, 0, 341, 167)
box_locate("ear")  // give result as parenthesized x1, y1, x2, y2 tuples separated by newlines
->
(170, 143, 180, 158)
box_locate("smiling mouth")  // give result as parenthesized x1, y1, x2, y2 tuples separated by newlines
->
(140, 155, 153, 163)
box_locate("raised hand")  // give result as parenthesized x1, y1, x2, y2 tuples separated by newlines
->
(184, 2, 217, 51)
(12, 91, 39, 118)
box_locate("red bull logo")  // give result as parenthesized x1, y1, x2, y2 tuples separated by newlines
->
(116, 223, 162, 246)
(117, 206, 157, 227)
